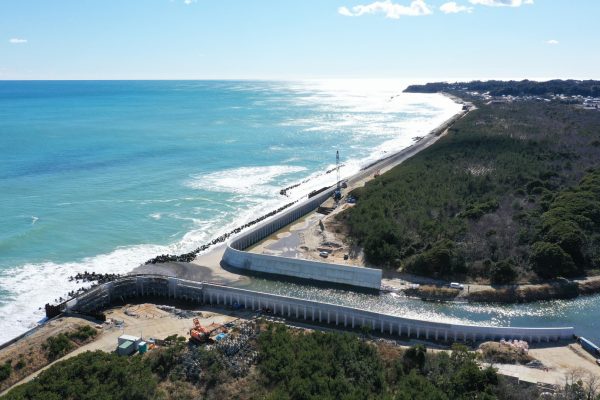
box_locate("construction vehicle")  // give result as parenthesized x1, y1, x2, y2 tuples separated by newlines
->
(189, 318, 210, 343)
(189, 318, 231, 343)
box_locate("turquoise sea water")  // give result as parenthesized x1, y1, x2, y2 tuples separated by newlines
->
(2, 80, 598, 345)
(0, 79, 460, 341)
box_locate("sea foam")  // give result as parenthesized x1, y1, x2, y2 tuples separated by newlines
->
(0, 80, 462, 344)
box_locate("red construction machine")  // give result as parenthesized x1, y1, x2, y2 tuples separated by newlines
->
(189, 318, 210, 343)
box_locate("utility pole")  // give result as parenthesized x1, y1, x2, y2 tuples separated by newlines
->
(336, 150, 340, 191)
(334, 150, 342, 201)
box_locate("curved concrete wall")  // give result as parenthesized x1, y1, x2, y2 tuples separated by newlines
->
(223, 187, 382, 290)
(67, 275, 574, 344)
(224, 249, 382, 289)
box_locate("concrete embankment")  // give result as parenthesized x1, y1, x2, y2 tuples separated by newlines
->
(222, 186, 383, 290)
(64, 275, 574, 344)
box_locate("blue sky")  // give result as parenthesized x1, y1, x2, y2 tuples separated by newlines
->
(1, 0, 599, 80)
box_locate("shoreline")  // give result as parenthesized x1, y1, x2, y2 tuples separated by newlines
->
(135, 93, 470, 281)
(141, 94, 466, 267)
(241, 92, 600, 305)
(136, 95, 471, 282)
(0, 91, 464, 346)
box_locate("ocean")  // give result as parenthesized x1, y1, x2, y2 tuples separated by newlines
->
(0, 79, 461, 342)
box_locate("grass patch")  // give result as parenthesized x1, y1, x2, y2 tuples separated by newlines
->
(42, 334, 74, 361)
(479, 342, 533, 365)
(67, 325, 98, 343)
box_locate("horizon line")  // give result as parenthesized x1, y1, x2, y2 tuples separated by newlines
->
(1, 76, 599, 82)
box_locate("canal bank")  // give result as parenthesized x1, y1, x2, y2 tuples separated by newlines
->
(233, 277, 600, 344)
(63, 275, 574, 343)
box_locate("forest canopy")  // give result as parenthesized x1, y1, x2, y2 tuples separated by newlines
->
(341, 97, 600, 282)
(404, 79, 600, 97)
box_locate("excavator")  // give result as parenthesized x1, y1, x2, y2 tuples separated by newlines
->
(189, 318, 210, 343)
(189, 318, 230, 343)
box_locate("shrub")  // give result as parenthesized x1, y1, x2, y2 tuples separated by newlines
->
(479, 342, 532, 364)
(404, 240, 466, 278)
(0, 361, 11, 382)
(490, 260, 518, 284)
(43, 333, 74, 361)
(67, 325, 98, 343)
(530, 241, 578, 279)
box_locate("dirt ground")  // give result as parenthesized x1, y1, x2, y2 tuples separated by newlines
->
(247, 207, 363, 266)
(2, 302, 598, 394)
(1, 303, 248, 395)
(485, 342, 600, 386)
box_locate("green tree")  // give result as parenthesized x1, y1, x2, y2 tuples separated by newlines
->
(42, 334, 74, 361)
(3, 351, 157, 400)
(490, 260, 518, 284)
(530, 241, 578, 279)
(401, 345, 426, 373)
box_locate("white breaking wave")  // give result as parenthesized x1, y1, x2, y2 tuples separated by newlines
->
(0, 244, 169, 343)
(185, 165, 307, 196)
(0, 82, 462, 344)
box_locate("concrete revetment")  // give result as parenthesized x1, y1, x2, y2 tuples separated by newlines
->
(65, 275, 574, 344)
(222, 187, 382, 290)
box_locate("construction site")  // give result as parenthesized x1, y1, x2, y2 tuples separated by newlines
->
(0, 302, 259, 395)
(246, 149, 383, 267)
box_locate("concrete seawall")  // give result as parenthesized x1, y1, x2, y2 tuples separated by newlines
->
(222, 187, 382, 290)
(66, 275, 574, 343)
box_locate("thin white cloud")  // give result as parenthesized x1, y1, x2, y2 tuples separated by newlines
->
(183, 0, 196, 4)
(338, 6, 355, 16)
(469, 0, 533, 7)
(338, 0, 433, 19)
(9, 38, 27, 44)
(546, 39, 559, 45)
(440, 2, 473, 13)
